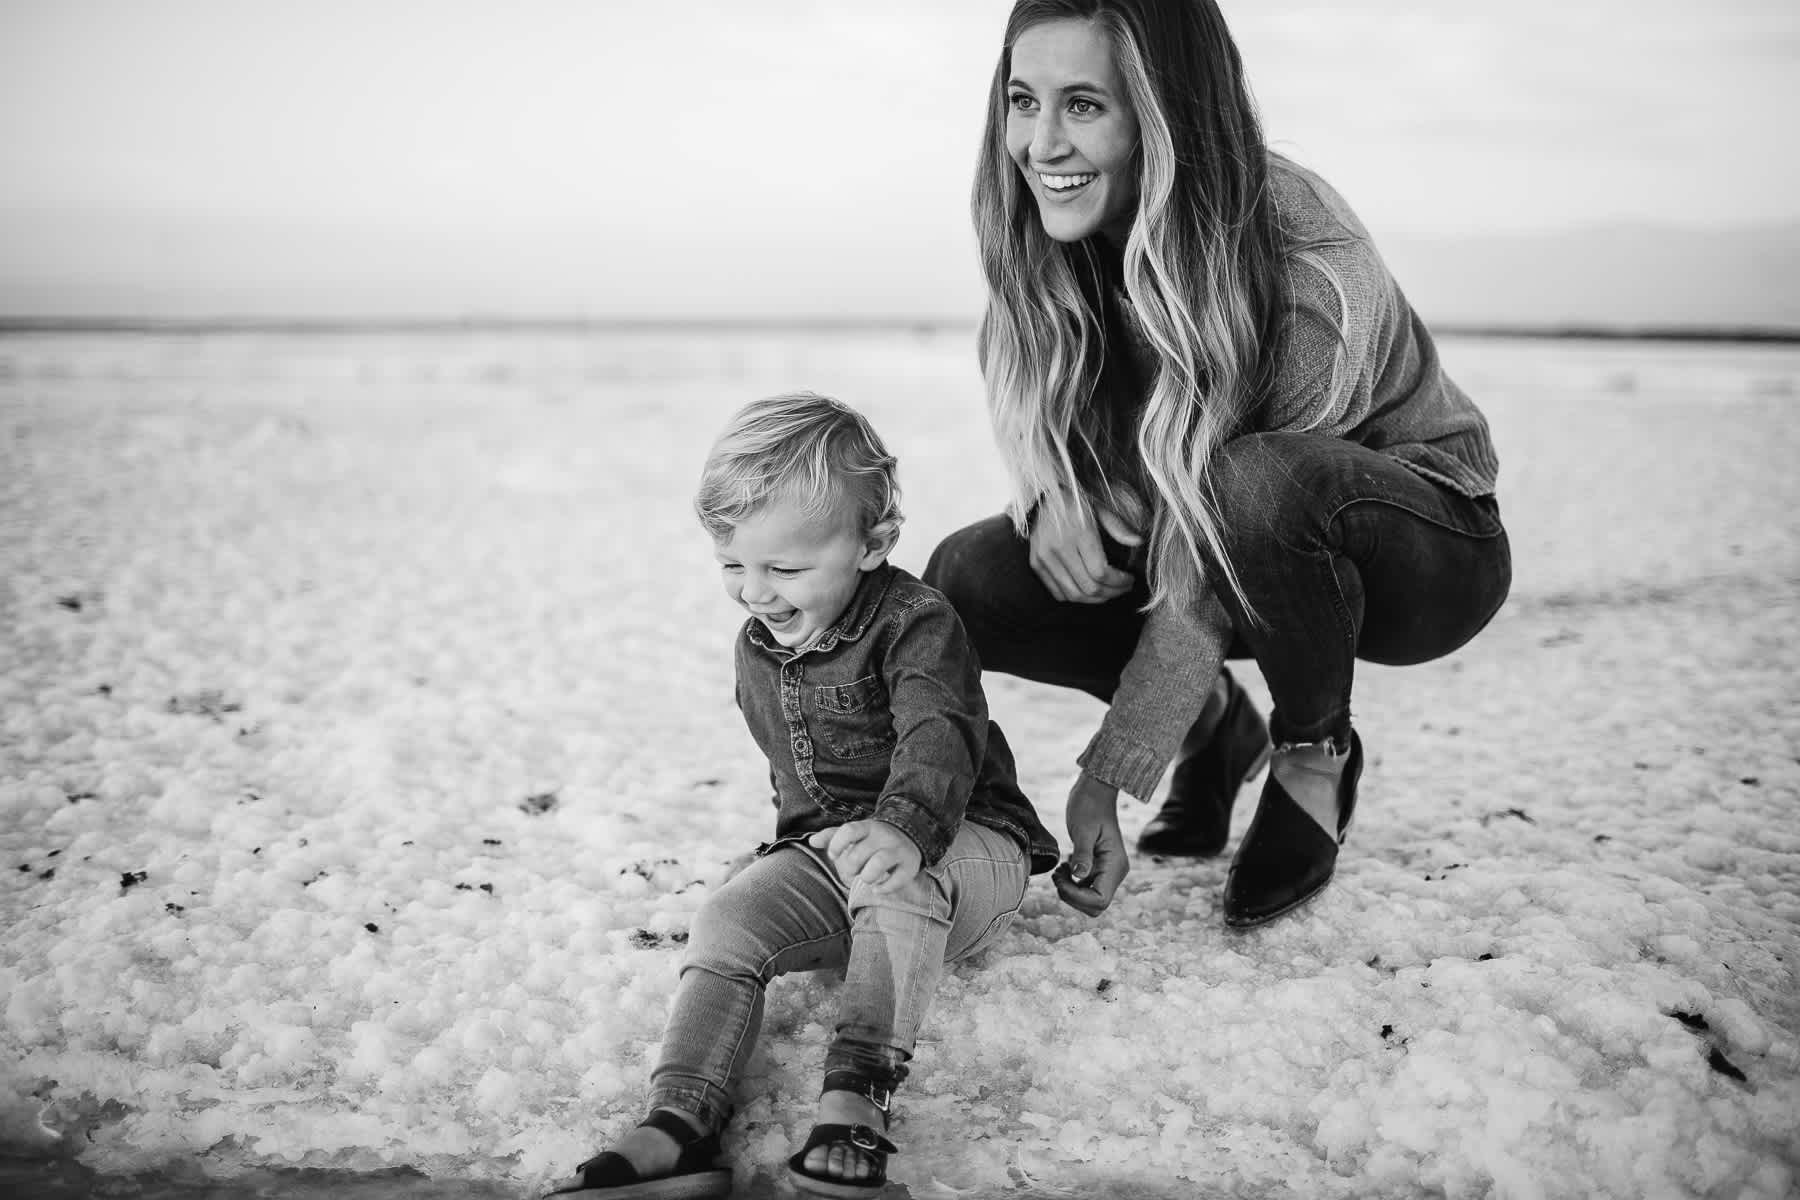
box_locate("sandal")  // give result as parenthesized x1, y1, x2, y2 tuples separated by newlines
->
(543, 1108, 731, 1198)
(786, 1074, 899, 1198)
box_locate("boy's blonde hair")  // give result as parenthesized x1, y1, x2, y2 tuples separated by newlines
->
(695, 391, 903, 543)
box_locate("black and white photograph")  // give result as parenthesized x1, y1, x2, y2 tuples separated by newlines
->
(3, 2, 1796, 1197)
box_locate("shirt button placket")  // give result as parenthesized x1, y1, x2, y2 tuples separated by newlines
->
(783, 661, 831, 810)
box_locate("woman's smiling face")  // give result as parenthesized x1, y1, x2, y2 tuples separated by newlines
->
(1004, 18, 1140, 245)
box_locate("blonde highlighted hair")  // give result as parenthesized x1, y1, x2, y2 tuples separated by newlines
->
(695, 391, 903, 543)
(973, 0, 1346, 617)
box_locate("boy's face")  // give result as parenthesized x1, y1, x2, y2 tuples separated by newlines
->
(714, 497, 892, 650)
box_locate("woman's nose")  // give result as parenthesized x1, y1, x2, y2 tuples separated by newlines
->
(1030, 110, 1068, 161)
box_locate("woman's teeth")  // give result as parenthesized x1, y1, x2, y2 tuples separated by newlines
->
(1041, 172, 1096, 191)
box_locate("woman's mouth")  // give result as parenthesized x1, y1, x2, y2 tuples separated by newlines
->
(1038, 171, 1096, 195)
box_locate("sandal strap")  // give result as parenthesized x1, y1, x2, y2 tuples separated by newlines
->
(797, 1122, 899, 1157)
(820, 1069, 895, 1119)
(564, 1151, 636, 1192)
(640, 1109, 721, 1174)
(638, 1108, 712, 1148)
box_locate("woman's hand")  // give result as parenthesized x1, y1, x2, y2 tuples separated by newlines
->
(1052, 772, 1129, 916)
(1029, 489, 1139, 604)
(807, 820, 923, 893)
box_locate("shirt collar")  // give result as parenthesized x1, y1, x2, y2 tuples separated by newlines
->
(743, 561, 895, 658)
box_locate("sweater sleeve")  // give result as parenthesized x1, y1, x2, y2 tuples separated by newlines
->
(1261, 237, 1382, 438)
(1075, 584, 1232, 801)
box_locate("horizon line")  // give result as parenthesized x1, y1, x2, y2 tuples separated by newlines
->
(2, 315, 1799, 346)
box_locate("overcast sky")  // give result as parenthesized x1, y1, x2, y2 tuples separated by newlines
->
(3, 0, 1796, 321)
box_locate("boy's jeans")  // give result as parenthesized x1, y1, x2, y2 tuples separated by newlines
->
(648, 822, 1028, 1133)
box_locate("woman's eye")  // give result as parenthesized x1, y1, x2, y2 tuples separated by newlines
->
(771, 567, 803, 578)
(1008, 92, 1036, 112)
(1070, 97, 1098, 116)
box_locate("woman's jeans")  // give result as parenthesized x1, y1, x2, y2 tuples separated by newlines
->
(924, 432, 1512, 746)
(648, 822, 1027, 1134)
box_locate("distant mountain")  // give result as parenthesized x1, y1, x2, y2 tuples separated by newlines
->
(2, 213, 1796, 336)
(1380, 223, 1800, 334)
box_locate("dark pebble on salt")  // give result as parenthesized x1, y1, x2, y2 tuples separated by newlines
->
(483, 838, 502, 846)
(1380, 1024, 1394, 1039)
(631, 928, 683, 949)
(166, 903, 185, 915)
(1672, 1011, 1709, 1031)
(1739, 777, 1759, 786)
(39, 869, 55, 880)
(1478, 953, 1494, 961)
(365, 923, 379, 933)
(1707, 1047, 1747, 1082)
(479, 883, 493, 893)
(56, 596, 82, 611)
(520, 792, 559, 815)
(121, 871, 147, 889)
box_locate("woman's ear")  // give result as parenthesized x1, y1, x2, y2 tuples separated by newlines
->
(858, 520, 902, 569)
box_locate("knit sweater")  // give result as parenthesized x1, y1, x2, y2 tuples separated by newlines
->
(1075, 156, 1500, 800)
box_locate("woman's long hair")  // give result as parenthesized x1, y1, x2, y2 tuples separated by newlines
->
(973, 0, 1332, 617)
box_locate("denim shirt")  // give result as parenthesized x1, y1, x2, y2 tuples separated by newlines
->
(735, 562, 1059, 874)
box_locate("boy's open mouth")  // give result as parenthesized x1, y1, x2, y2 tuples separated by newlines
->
(758, 608, 800, 630)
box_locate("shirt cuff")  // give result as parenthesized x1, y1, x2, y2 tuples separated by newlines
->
(872, 796, 952, 867)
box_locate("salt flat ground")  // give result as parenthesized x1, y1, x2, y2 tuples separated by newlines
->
(1, 330, 1797, 1199)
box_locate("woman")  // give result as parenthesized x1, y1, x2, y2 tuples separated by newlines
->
(924, 0, 1512, 928)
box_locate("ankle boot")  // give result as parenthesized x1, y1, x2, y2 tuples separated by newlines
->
(1136, 669, 1272, 858)
(1221, 729, 1362, 928)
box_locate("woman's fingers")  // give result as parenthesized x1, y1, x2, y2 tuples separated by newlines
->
(1028, 541, 1076, 602)
(1031, 501, 1135, 604)
(1071, 525, 1136, 601)
(1094, 503, 1144, 547)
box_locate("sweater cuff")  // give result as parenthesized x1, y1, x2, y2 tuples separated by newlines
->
(1075, 729, 1171, 803)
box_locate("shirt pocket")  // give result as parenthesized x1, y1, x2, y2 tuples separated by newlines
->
(812, 674, 896, 760)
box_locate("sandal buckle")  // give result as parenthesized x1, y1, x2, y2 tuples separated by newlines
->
(850, 1125, 880, 1152)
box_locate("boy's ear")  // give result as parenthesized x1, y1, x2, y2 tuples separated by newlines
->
(858, 520, 901, 569)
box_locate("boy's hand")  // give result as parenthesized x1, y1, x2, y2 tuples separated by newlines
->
(807, 820, 923, 893)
